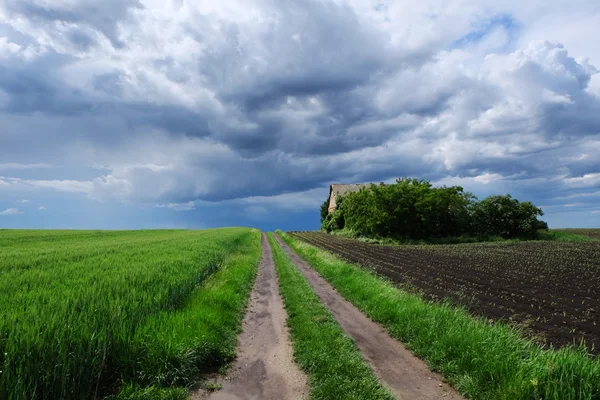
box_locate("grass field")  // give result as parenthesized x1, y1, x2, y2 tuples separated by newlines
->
(280, 231, 600, 400)
(0, 229, 261, 400)
(4, 227, 599, 399)
(553, 228, 600, 240)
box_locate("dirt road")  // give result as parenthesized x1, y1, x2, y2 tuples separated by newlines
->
(193, 233, 308, 400)
(273, 234, 463, 400)
(195, 232, 464, 400)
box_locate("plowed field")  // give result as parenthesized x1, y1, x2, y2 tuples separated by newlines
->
(290, 232, 600, 353)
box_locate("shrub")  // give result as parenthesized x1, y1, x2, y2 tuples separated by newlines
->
(471, 195, 547, 239)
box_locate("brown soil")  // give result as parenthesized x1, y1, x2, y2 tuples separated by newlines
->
(274, 234, 463, 400)
(193, 233, 308, 400)
(291, 231, 600, 352)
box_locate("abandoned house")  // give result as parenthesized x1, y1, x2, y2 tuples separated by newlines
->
(327, 184, 368, 213)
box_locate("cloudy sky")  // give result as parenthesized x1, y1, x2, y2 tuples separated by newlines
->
(1, 0, 599, 230)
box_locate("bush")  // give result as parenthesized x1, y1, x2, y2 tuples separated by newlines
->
(322, 207, 345, 232)
(471, 195, 547, 239)
(321, 178, 547, 241)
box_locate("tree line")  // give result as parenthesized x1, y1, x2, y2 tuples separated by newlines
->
(320, 178, 548, 240)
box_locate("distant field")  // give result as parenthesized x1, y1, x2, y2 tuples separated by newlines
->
(291, 231, 600, 353)
(0, 229, 260, 400)
(554, 228, 600, 240)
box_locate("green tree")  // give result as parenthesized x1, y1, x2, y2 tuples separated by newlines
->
(322, 196, 346, 232)
(472, 194, 547, 238)
(322, 178, 547, 241)
(320, 198, 330, 224)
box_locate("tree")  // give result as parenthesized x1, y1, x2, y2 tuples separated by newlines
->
(320, 198, 330, 224)
(322, 195, 346, 232)
(471, 195, 547, 238)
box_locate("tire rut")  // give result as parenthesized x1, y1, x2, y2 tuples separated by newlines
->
(193, 233, 308, 400)
(273, 234, 464, 400)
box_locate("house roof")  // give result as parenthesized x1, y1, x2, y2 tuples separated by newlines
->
(329, 183, 368, 198)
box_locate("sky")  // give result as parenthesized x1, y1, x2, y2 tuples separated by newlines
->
(0, 0, 600, 231)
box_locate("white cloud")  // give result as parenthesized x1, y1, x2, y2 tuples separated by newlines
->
(435, 173, 505, 187)
(90, 175, 132, 200)
(0, 163, 52, 170)
(559, 190, 600, 200)
(592, 210, 600, 215)
(0, 36, 21, 59)
(564, 173, 600, 188)
(38, 205, 47, 210)
(0, 208, 23, 215)
(20, 199, 29, 203)
(156, 201, 196, 211)
(1, 177, 93, 193)
(0, 176, 92, 193)
(169, 201, 195, 211)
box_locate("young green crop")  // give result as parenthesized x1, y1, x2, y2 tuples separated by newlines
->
(267, 233, 393, 400)
(279, 231, 600, 400)
(124, 229, 261, 390)
(0, 228, 260, 400)
(547, 229, 600, 241)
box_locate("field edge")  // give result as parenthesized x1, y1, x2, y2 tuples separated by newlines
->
(110, 229, 263, 399)
(278, 230, 600, 400)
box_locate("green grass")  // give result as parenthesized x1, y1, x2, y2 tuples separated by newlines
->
(267, 233, 393, 400)
(330, 228, 596, 245)
(124, 230, 261, 390)
(108, 385, 189, 400)
(279, 231, 600, 400)
(0, 228, 261, 400)
(547, 229, 600, 241)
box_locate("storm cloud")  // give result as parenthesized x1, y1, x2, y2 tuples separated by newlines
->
(0, 0, 599, 228)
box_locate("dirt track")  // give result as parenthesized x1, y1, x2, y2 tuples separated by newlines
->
(193, 233, 308, 400)
(273, 234, 463, 400)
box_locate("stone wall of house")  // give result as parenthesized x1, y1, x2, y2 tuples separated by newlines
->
(328, 192, 337, 213)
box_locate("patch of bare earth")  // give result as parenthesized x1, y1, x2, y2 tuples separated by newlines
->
(274, 234, 464, 400)
(193, 233, 308, 400)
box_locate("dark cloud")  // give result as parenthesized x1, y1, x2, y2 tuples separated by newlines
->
(0, 0, 600, 227)
(67, 29, 97, 51)
(538, 94, 600, 138)
(0, 65, 92, 115)
(3, 0, 143, 48)
(201, 0, 389, 108)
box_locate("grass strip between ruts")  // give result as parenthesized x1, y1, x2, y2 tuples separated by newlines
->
(112, 229, 262, 399)
(278, 231, 600, 400)
(267, 233, 394, 400)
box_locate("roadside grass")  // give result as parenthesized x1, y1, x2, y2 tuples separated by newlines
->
(109, 385, 189, 400)
(267, 233, 394, 400)
(0, 228, 261, 400)
(279, 231, 600, 400)
(120, 229, 262, 394)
